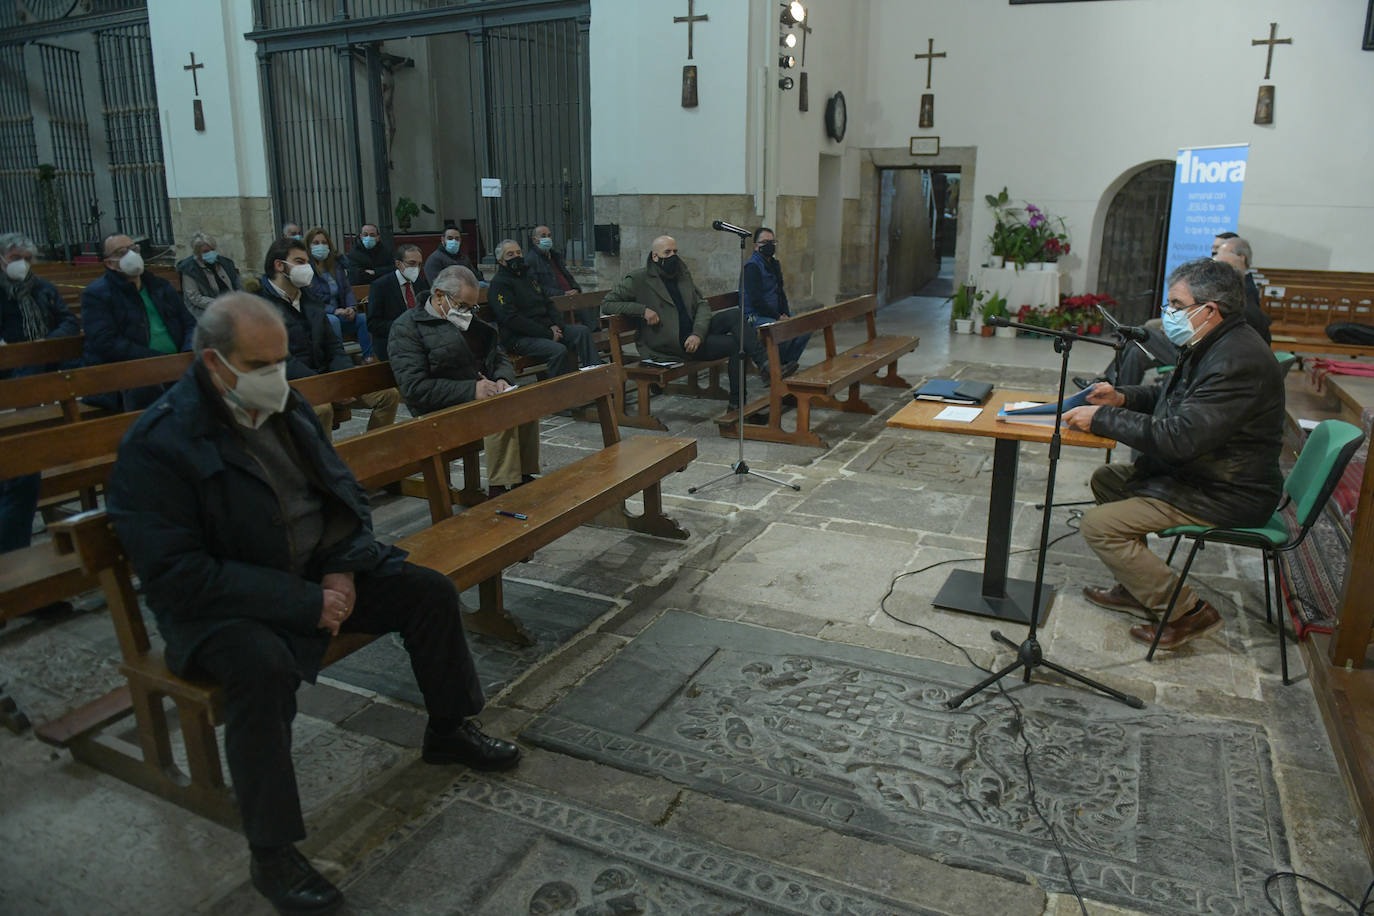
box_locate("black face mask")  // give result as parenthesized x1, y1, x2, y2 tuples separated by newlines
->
(655, 254, 681, 277)
(759, 241, 777, 259)
(504, 256, 526, 274)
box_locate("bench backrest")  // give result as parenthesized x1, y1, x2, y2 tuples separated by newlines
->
(0, 352, 193, 414)
(0, 335, 85, 373)
(289, 360, 396, 404)
(556, 289, 608, 320)
(760, 294, 880, 348)
(6, 411, 142, 479)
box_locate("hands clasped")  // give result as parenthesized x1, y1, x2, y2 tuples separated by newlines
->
(318, 571, 356, 636)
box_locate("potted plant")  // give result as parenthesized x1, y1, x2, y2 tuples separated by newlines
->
(979, 290, 1009, 337)
(950, 285, 976, 334)
(1060, 292, 1115, 335)
(393, 196, 435, 232)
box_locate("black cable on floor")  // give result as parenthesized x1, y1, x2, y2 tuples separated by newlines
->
(876, 513, 1090, 914)
(1264, 872, 1374, 914)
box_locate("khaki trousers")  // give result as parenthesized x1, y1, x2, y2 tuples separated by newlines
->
(313, 387, 401, 441)
(1080, 463, 1214, 612)
(485, 421, 541, 487)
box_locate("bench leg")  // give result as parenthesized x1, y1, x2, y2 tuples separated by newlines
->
(459, 453, 485, 507)
(789, 394, 827, 447)
(814, 382, 877, 415)
(618, 379, 669, 432)
(866, 361, 910, 388)
(0, 684, 30, 733)
(462, 576, 535, 646)
(593, 482, 689, 540)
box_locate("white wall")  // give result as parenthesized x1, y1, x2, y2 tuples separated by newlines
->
(147, 0, 269, 200)
(857, 0, 1374, 291)
(589, 0, 751, 195)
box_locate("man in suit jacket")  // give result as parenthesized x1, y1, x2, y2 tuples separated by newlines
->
(257, 237, 399, 438)
(602, 235, 770, 411)
(366, 244, 430, 362)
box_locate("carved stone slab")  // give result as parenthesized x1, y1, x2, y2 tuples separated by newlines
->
(524, 612, 1294, 916)
(341, 774, 941, 915)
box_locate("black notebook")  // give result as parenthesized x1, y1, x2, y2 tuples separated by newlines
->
(913, 379, 994, 404)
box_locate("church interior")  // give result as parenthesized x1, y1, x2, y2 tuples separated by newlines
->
(3, 0, 1374, 913)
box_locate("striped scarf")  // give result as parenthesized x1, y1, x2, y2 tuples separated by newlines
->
(0, 273, 49, 342)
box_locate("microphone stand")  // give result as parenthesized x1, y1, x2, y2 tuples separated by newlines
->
(947, 318, 1144, 711)
(690, 229, 799, 495)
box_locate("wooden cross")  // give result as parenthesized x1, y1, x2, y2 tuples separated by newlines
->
(1251, 22, 1291, 81)
(799, 19, 813, 66)
(183, 52, 204, 96)
(913, 38, 946, 90)
(673, 0, 709, 61)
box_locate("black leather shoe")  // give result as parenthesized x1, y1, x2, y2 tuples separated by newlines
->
(1072, 376, 1106, 391)
(779, 361, 800, 379)
(423, 720, 521, 770)
(757, 363, 773, 385)
(250, 846, 343, 916)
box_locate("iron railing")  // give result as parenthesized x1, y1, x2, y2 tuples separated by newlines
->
(0, 45, 45, 246)
(39, 43, 99, 253)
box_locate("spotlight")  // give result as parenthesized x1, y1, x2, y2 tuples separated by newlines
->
(778, 76, 795, 90)
(781, 32, 797, 49)
(779, 55, 796, 69)
(780, 1, 805, 27)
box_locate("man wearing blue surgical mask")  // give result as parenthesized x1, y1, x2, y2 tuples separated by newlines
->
(525, 224, 594, 329)
(1062, 258, 1284, 651)
(177, 231, 242, 320)
(423, 225, 484, 286)
(344, 223, 392, 285)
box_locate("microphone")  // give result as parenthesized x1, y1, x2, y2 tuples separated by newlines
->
(1112, 324, 1152, 342)
(987, 315, 1010, 328)
(711, 220, 752, 237)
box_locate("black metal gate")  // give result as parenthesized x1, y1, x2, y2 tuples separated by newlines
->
(39, 43, 98, 254)
(1097, 162, 1174, 324)
(0, 45, 44, 245)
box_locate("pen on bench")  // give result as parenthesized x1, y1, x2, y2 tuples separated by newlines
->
(494, 510, 528, 520)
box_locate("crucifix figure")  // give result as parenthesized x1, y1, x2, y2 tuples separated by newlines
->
(1251, 22, 1291, 81)
(183, 51, 204, 96)
(799, 19, 813, 67)
(673, 0, 709, 61)
(913, 38, 946, 90)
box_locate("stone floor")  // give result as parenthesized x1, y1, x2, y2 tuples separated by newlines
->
(1, 288, 1369, 915)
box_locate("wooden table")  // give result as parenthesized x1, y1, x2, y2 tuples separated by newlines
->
(887, 390, 1116, 625)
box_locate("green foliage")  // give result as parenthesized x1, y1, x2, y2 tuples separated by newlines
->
(393, 197, 434, 231)
(979, 291, 1008, 320)
(950, 284, 976, 320)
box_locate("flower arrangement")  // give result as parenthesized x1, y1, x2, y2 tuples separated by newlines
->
(985, 188, 1072, 266)
(1024, 203, 1071, 263)
(1014, 293, 1117, 336)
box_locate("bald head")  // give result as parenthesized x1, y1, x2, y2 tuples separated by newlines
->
(194, 292, 287, 360)
(650, 236, 677, 258)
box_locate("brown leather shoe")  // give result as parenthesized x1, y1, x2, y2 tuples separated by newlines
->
(1083, 583, 1148, 614)
(1129, 602, 1222, 650)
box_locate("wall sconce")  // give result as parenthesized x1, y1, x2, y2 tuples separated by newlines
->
(780, 1, 805, 27)
(778, 76, 795, 90)
(781, 32, 797, 49)
(779, 55, 796, 69)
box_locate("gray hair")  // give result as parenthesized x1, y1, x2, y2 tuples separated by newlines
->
(1167, 257, 1243, 318)
(1223, 236, 1253, 268)
(0, 232, 37, 258)
(432, 265, 480, 298)
(497, 238, 521, 259)
(189, 231, 217, 254)
(193, 292, 284, 356)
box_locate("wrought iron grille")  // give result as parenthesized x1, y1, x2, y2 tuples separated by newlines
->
(0, 46, 44, 245)
(257, 0, 447, 31)
(95, 22, 172, 246)
(1098, 163, 1174, 324)
(39, 43, 98, 253)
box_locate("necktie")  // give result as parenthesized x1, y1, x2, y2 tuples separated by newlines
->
(404, 281, 416, 310)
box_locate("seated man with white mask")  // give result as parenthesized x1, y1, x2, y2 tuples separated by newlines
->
(387, 265, 540, 497)
(107, 293, 518, 916)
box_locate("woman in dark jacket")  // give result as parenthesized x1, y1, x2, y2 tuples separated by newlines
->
(306, 226, 374, 360)
(387, 264, 539, 497)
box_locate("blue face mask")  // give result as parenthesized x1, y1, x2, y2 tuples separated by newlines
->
(310, 243, 330, 260)
(537, 237, 553, 252)
(1162, 305, 1202, 346)
(444, 238, 460, 255)
(361, 235, 377, 249)
(201, 250, 219, 266)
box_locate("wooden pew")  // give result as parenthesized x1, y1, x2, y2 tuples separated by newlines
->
(717, 294, 919, 447)
(33, 364, 696, 827)
(0, 352, 191, 438)
(1254, 269, 1374, 359)
(604, 291, 737, 431)
(0, 335, 84, 376)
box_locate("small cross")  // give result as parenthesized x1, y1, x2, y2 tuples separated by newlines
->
(1251, 22, 1291, 81)
(673, 0, 709, 61)
(799, 19, 813, 67)
(913, 38, 946, 91)
(183, 51, 204, 96)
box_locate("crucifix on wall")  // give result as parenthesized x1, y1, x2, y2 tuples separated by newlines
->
(913, 37, 945, 129)
(1251, 22, 1291, 125)
(673, 0, 709, 108)
(183, 51, 205, 132)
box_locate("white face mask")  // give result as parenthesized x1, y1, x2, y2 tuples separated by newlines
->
(287, 262, 315, 288)
(117, 249, 145, 277)
(446, 306, 473, 332)
(212, 350, 291, 422)
(401, 265, 421, 284)
(4, 258, 29, 281)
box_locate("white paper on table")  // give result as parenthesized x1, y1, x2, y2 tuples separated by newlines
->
(1297, 418, 1319, 431)
(934, 405, 983, 423)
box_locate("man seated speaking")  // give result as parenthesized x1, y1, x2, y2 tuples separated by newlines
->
(1063, 258, 1284, 650)
(107, 293, 518, 915)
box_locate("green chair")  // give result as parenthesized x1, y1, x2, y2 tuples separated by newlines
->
(1149, 419, 1364, 684)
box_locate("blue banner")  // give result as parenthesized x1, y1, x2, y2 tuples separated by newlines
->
(1161, 144, 1249, 308)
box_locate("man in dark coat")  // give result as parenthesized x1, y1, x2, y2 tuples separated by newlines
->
(106, 293, 518, 915)
(256, 237, 399, 438)
(739, 226, 807, 369)
(365, 243, 430, 362)
(1065, 258, 1285, 650)
(423, 226, 485, 286)
(388, 265, 539, 496)
(1213, 235, 1272, 344)
(81, 233, 195, 411)
(526, 224, 596, 329)
(602, 234, 771, 411)
(177, 231, 242, 320)
(488, 239, 597, 377)
(343, 223, 392, 285)
(0, 231, 81, 560)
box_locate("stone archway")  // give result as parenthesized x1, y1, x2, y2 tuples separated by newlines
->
(1088, 160, 1174, 324)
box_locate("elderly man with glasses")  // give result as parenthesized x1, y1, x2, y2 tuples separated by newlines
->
(1062, 258, 1285, 650)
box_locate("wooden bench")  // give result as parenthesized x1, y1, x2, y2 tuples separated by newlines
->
(1255, 270, 1374, 359)
(0, 335, 84, 376)
(0, 352, 191, 438)
(717, 294, 919, 447)
(33, 364, 696, 826)
(604, 291, 738, 431)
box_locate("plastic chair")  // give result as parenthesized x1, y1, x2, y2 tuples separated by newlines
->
(1149, 419, 1364, 684)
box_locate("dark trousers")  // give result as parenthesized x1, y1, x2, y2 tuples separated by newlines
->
(693, 307, 766, 406)
(1104, 327, 1178, 387)
(0, 473, 40, 553)
(508, 323, 598, 377)
(191, 562, 484, 847)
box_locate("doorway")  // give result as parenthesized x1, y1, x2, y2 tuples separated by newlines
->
(874, 166, 960, 303)
(1096, 161, 1173, 324)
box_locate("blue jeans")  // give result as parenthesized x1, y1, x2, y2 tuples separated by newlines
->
(749, 315, 810, 367)
(327, 312, 374, 358)
(0, 474, 41, 553)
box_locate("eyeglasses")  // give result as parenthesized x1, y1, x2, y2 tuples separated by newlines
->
(1163, 298, 1213, 317)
